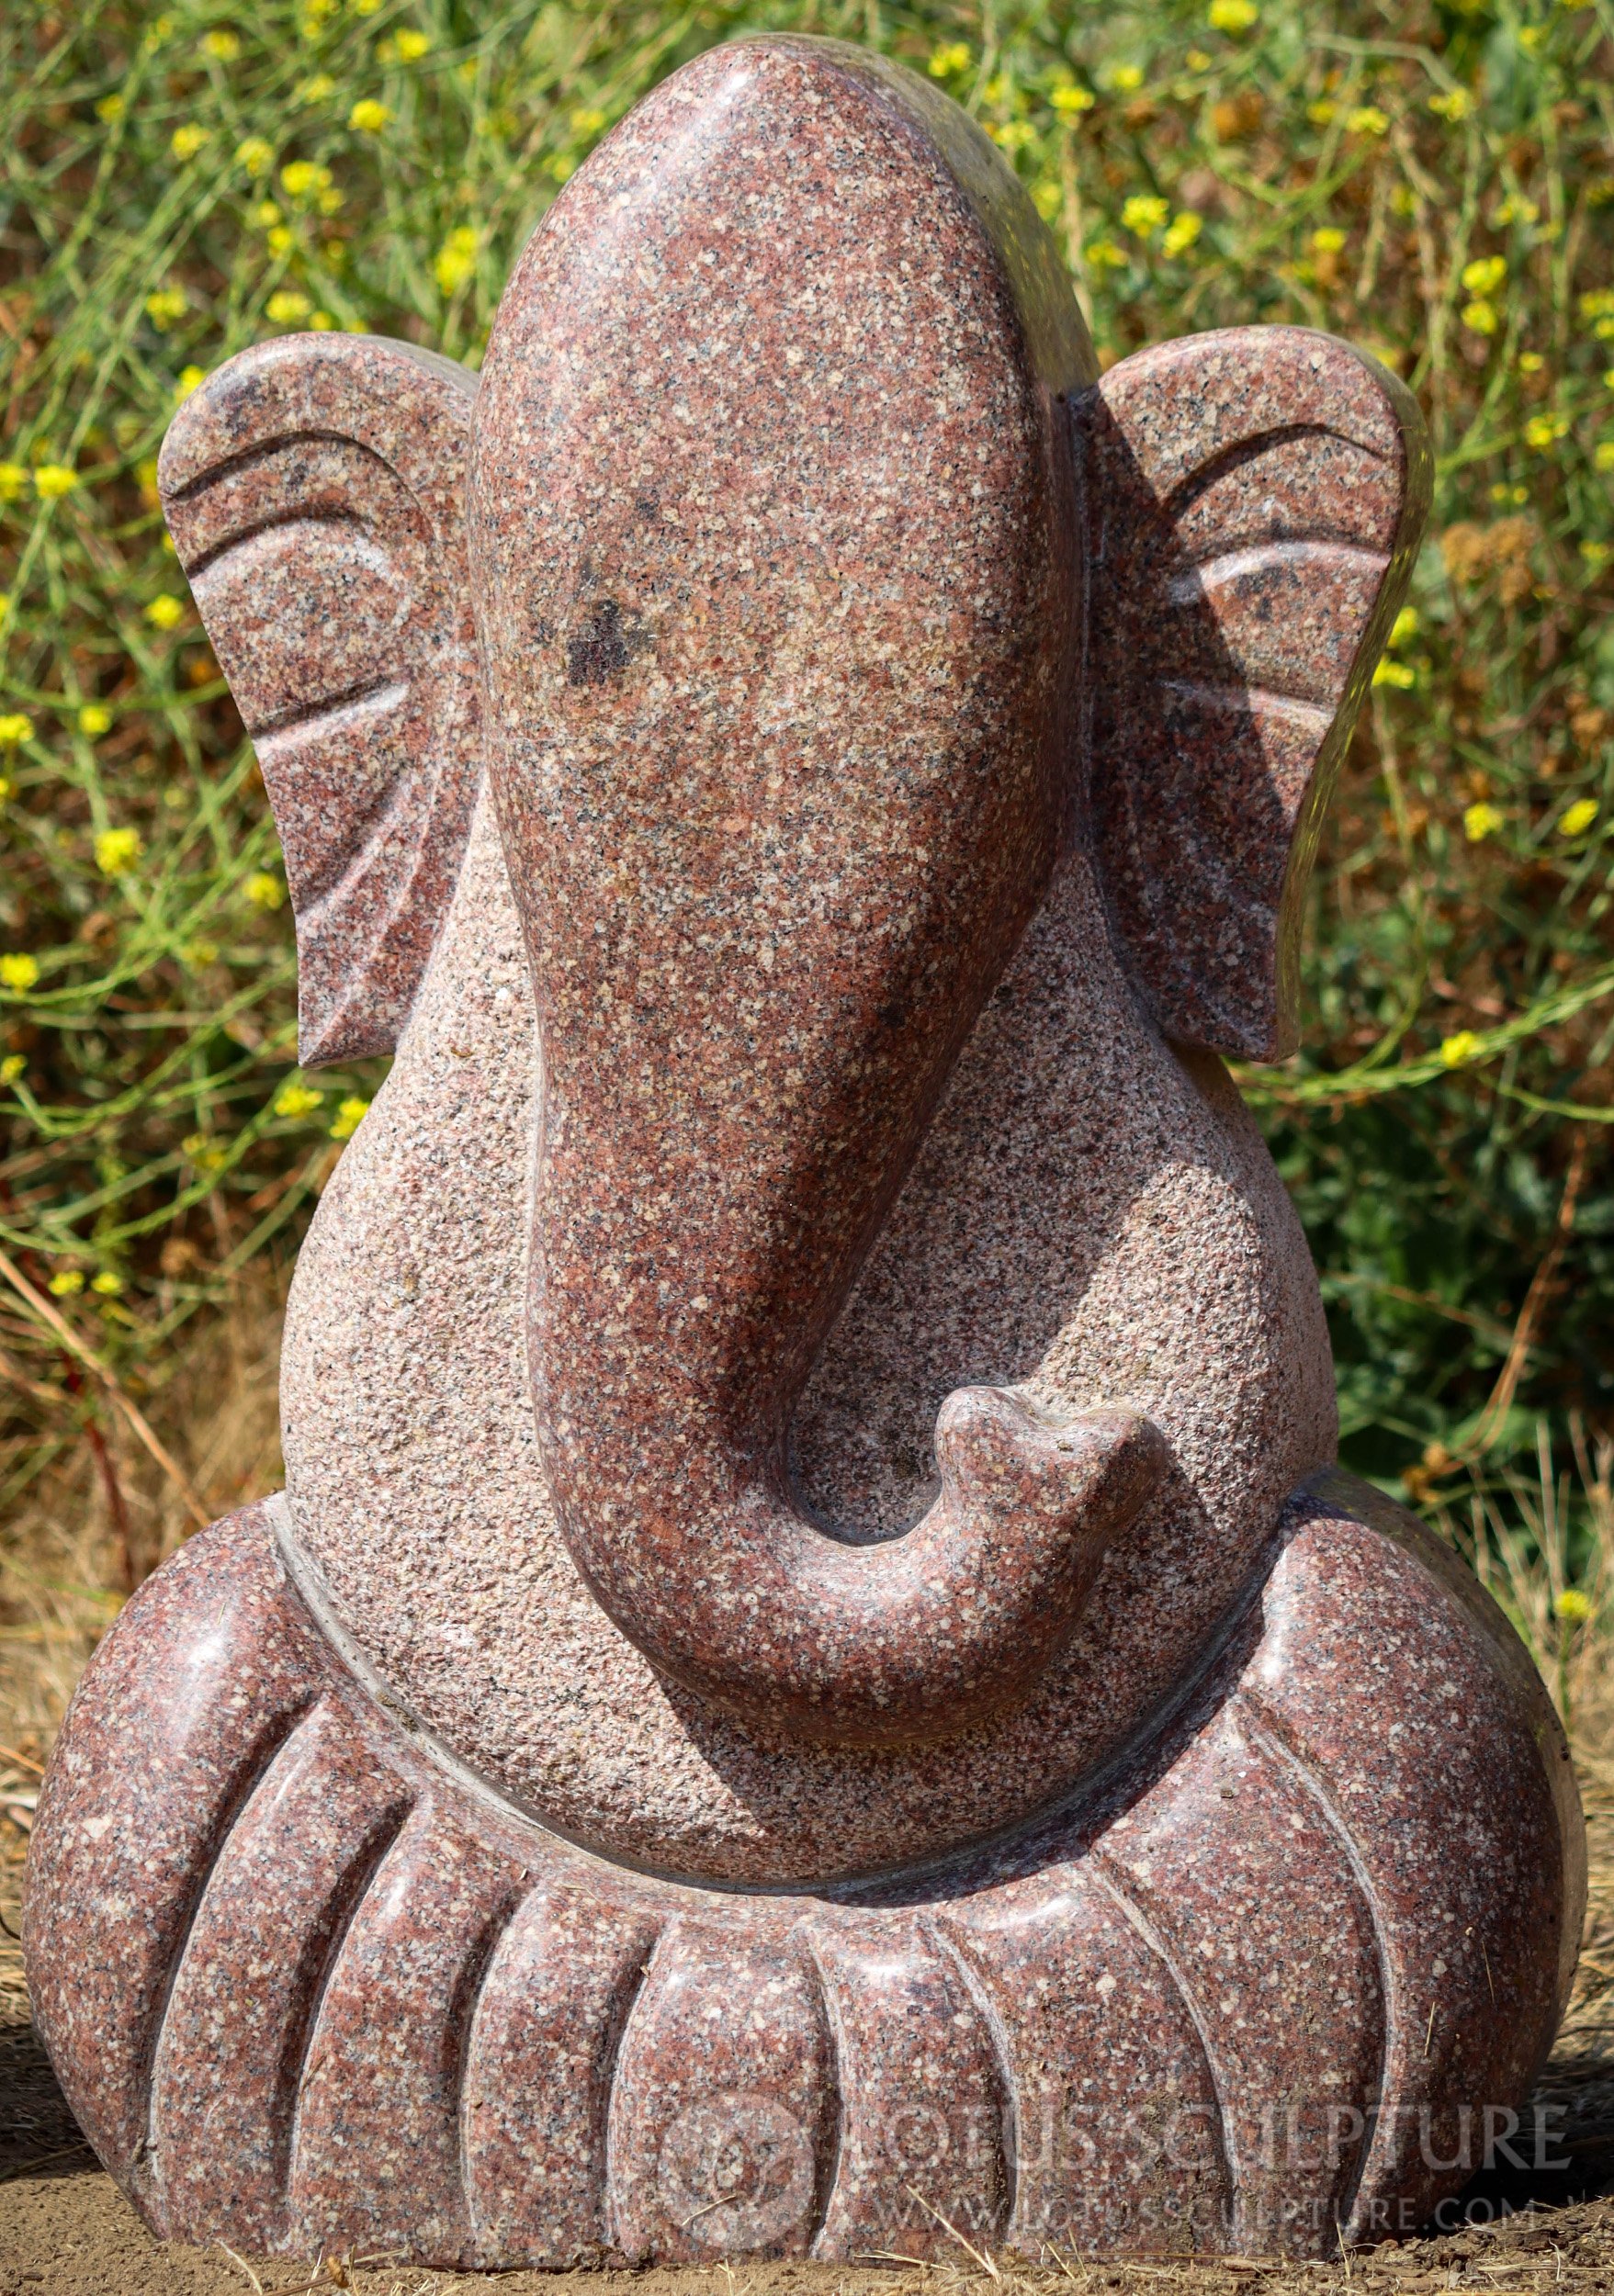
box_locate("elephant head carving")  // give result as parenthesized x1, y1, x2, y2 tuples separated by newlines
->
(160, 39, 1428, 1829)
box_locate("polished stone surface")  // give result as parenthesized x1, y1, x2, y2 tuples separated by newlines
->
(25, 29, 1577, 2271)
(26, 1483, 1580, 2265)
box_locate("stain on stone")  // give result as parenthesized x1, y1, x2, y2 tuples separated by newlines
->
(564, 598, 647, 687)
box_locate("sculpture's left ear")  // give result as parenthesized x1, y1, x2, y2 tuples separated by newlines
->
(160, 333, 480, 1067)
(1079, 328, 1431, 1062)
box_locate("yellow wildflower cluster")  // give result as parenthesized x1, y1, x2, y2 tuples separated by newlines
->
(275, 1081, 324, 1119)
(1523, 411, 1569, 450)
(145, 593, 186, 628)
(1050, 84, 1095, 117)
(435, 226, 479, 297)
(1439, 1030, 1483, 1067)
(145, 286, 186, 330)
(244, 871, 284, 909)
(331, 1095, 370, 1140)
(266, 288, 313, 324)
(1122, 194, 1169, 236)
(1559, 799, 1598, 838)
(202, 28, 241, 60)
(381, 28, 431, 63)
(1428, 88, 1473, 120)
(0, 713, 33, 744)
(281, 160, 341, 215)
(1462, 801, 1505, 843)
(236, 136, 274, 176)
(1162, 211, 1202, 256)
(1346, 106, 1389, 137)
(927, 43, 971, 79)
(1207, 0, 1258, 30)
(0, 952, 40, 992)
(35, 465, 78, 500)
(1086, 239, 1127, 271)
(349, 98, 392, 133)
(78, 703, 112, 736)
(171, 124, 209, 162)
(96, 826, 143, 876)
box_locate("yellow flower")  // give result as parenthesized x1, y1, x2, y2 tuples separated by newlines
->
(297, 73, 336, 103)
(1389, 606, 1420, 646)
(1346, 106, 1389, 136)
(1559, 799, 1598, 837)
(0, 952, 40, 991)
(0, 778, 10, 802)
(91, 1270, 123, 1295)
(1311, 226, 1347, 254)
(928, 42, 971, 77)
(1556, 1588, 1593, 1622)
(236, 136, 274, 176)
(0, 1054, 23, 1083)
(1307, 99, 1337, 125)
(1462, 801, 1504, 842)
(1032, 181, 1062, 222)
(49, 1270, 85, 1297)
(1462, 299, 1498, 337)
(266, 225, 294, 256)
(202, 28, 242, 59)
(1085, 238, 1128, 270)
(244, 870, 284, 909)
(392, 27, 431, 61)
(281, 160, 333, 201)
(545, 155, 577, 185)
(1162, 211, 1202, 256)
(570, 107, 606, 137)
(330, 1094, 369, 1139)
(348, 98, 391, 133)
(266, 289, 313, 323)
(1518, 351, 1544, 374)
(987, 120, 1035, 152)
(1462, 256, 1507, 297)
(310, 310, 337, 331)
(34, 464, 78, 499)
(1208, 0, 1258, 28)
(96, 825, 143, 875)
(251, 198, 281, 227)
(0, 465, 26, 501)
(275, 1080, 324, 1118)
(1439, 1030, 1483, 1067)
(982, 75, 1009, 106)
(1428, 87, 1473, 119)
(1122, 194, 1170, 236)
(1373, 658, 1416, 688)
(145, 286, 186, 330)
(1597, 442, 1614, 473)
(96, 92, 126, 122)
(78, 703, 112, 736)
(318, 186, 344, 214)
(170, 123, 209, 161)
(146, 593, 186, 628)
(1524, 412, 1569, 449)
(176, 365, 208, 400)
(1050, 84, 1096, 116)
(184, 1132, 230, 1174)
(434, 224, 479, 296)
(0, 713, 33, 745)
(1186, 49, 1213, 69)
(1108, 63, 1145, 92)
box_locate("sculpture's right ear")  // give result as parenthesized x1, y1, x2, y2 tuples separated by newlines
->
(159, 333, 480, 1066)
(1079, 328, 1431, 1064)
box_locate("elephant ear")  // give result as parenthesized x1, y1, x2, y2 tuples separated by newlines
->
(1079, 327, 1431, 1062)
(159, 332, 481, 1066)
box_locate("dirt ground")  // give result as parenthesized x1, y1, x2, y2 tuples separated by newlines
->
(7, 1815, 1614, 2296)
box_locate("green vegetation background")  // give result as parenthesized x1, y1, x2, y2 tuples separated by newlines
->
(1, 0, 1611, 1585)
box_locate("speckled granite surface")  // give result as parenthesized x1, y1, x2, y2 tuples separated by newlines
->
(23, 28, 1580, 2273)
(25, 1485, 1581, 2265)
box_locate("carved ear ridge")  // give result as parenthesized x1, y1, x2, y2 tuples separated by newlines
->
(1082, 326, 1431, 1063)
(159, 332, 481, 1067)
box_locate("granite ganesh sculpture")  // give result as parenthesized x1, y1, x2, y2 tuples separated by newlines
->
(26, 35, 1583, 2272)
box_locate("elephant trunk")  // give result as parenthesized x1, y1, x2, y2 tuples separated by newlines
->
(471, 38, 1163, 1748)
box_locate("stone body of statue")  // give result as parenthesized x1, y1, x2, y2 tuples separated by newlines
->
(26, 36, 1583, 2271)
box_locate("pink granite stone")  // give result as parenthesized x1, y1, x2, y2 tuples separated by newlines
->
(22, 28, 1580, 2274)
